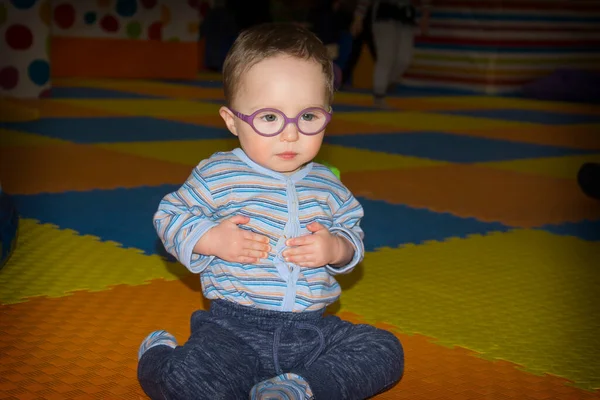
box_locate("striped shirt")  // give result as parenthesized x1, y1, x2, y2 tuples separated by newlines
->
(154, 148, 365, 312)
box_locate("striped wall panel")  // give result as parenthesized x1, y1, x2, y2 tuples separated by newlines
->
(403, 0, 600, 93)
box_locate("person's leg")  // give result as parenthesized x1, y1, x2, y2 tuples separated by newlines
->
(342, 7, 375, 87)
(388, 23, 416, 94)
(290, 316, 404, 400)
(137, 309, 261, 400)
(372, 20, 398, 108)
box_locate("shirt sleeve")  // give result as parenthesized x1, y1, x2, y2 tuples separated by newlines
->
(327, 191, 365, 275)
(153, 167, 219, 274)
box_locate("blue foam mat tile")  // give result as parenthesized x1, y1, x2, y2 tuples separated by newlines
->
(442, 108, 600, 125)
(358, 197, 510, 250)
(1, 117, 231, 143)
(49, 87, 165, 99)
(13, 186, 173, 256)
(324, 132, 596, 163)
(12, 187, 510, 257)
(538, 219, 600, 241)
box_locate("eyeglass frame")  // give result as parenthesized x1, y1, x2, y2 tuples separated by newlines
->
(228, 107, 333, 137)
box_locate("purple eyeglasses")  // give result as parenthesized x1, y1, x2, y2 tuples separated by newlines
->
(229, 107, 332, 137)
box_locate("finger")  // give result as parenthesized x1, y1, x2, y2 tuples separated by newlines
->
(306, 222, 326, 233)
(242, 230, 271, 244)
(243, 248, 269, 260)
(286, 235, 315, 247)
(284, 252, 315, 264)
(282, 246, 312, 258)
(228, 215, 250, 225)
(243, 239, 271, 254)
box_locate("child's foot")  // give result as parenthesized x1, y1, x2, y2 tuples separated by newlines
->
(138, 330, 177, 360)
(250, 373, 314, 400)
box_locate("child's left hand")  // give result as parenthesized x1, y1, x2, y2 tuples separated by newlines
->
(282, 222, 350, 268)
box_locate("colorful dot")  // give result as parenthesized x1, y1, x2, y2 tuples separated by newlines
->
(54, 3, 76, 29)
(140, 0, 157, 9)
(9, 0, 37, 9)
(0, 3, 7, 26)
(115, 0, 137, 17)
(0, 66, 19, 90)
(84, 11, 97, 24)
(39, 0, 52, 26)
(100, 14, 119, 32)
(5, 24, 33, 50)
(160, 4, 170, 26)
(28, 59, 50, 86)
(148, 21, 161, 40)
(126, 21, 141, 39)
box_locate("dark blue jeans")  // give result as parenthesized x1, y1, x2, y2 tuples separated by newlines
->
(138, 300, 404, 399)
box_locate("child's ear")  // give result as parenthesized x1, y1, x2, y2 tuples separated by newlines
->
(219, 106, 238, 137)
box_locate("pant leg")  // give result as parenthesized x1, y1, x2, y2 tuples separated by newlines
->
(290, 316, 404, 400)
(389, 24, 416, 86)
(372, 20, 399, 98)
(137, 310, 262, 400)
(342, 7, 375, 86)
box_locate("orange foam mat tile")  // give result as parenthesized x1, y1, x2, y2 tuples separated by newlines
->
(1, 277, 599, 399)
(0, 143, 192, 195)
(456, 124, 600, 150)
(342, 164, 600, 228)
(339, 313, 600, 400)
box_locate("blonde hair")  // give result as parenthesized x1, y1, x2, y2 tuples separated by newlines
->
(222, 23, 335, 107)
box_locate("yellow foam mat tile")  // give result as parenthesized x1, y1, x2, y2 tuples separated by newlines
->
(317, 144, 445, 172)
(0, 129, 71, 147)
(481, 153, 600, 179)
(0, 99, 39, 122)
(96, 139, 238, 166)
(0, 219, 188, 305)
(336, 229, 600, 391)
(55, 99, 221, 117)
(424, 95, 600, 115)
(336, 111, 536, 132)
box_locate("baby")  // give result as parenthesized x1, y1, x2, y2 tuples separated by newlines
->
(137, 22, 404, 400)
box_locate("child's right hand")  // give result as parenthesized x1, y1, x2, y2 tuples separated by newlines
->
(194, 215, 271, 264)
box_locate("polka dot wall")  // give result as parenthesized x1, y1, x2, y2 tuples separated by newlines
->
(50, 0, 209, 42)
(1, 0, 212, 98)
(0, 0, 51, 98)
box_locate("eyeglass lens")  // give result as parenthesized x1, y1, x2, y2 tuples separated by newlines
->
(253, 109, 329, 135)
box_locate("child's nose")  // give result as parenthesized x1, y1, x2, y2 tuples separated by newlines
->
(280, 122, 300, 142)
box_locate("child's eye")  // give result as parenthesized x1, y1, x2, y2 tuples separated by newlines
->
(301, 113, 317, 121)
(261, 114, 278, 122)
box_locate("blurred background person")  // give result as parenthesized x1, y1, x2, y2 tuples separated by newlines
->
(351, 0, 431, 108)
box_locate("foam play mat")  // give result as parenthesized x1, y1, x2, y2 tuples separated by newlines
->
(1, 75, 600, 399)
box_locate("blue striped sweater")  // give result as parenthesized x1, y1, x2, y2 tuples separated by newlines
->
(154, 148, 365, 312)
